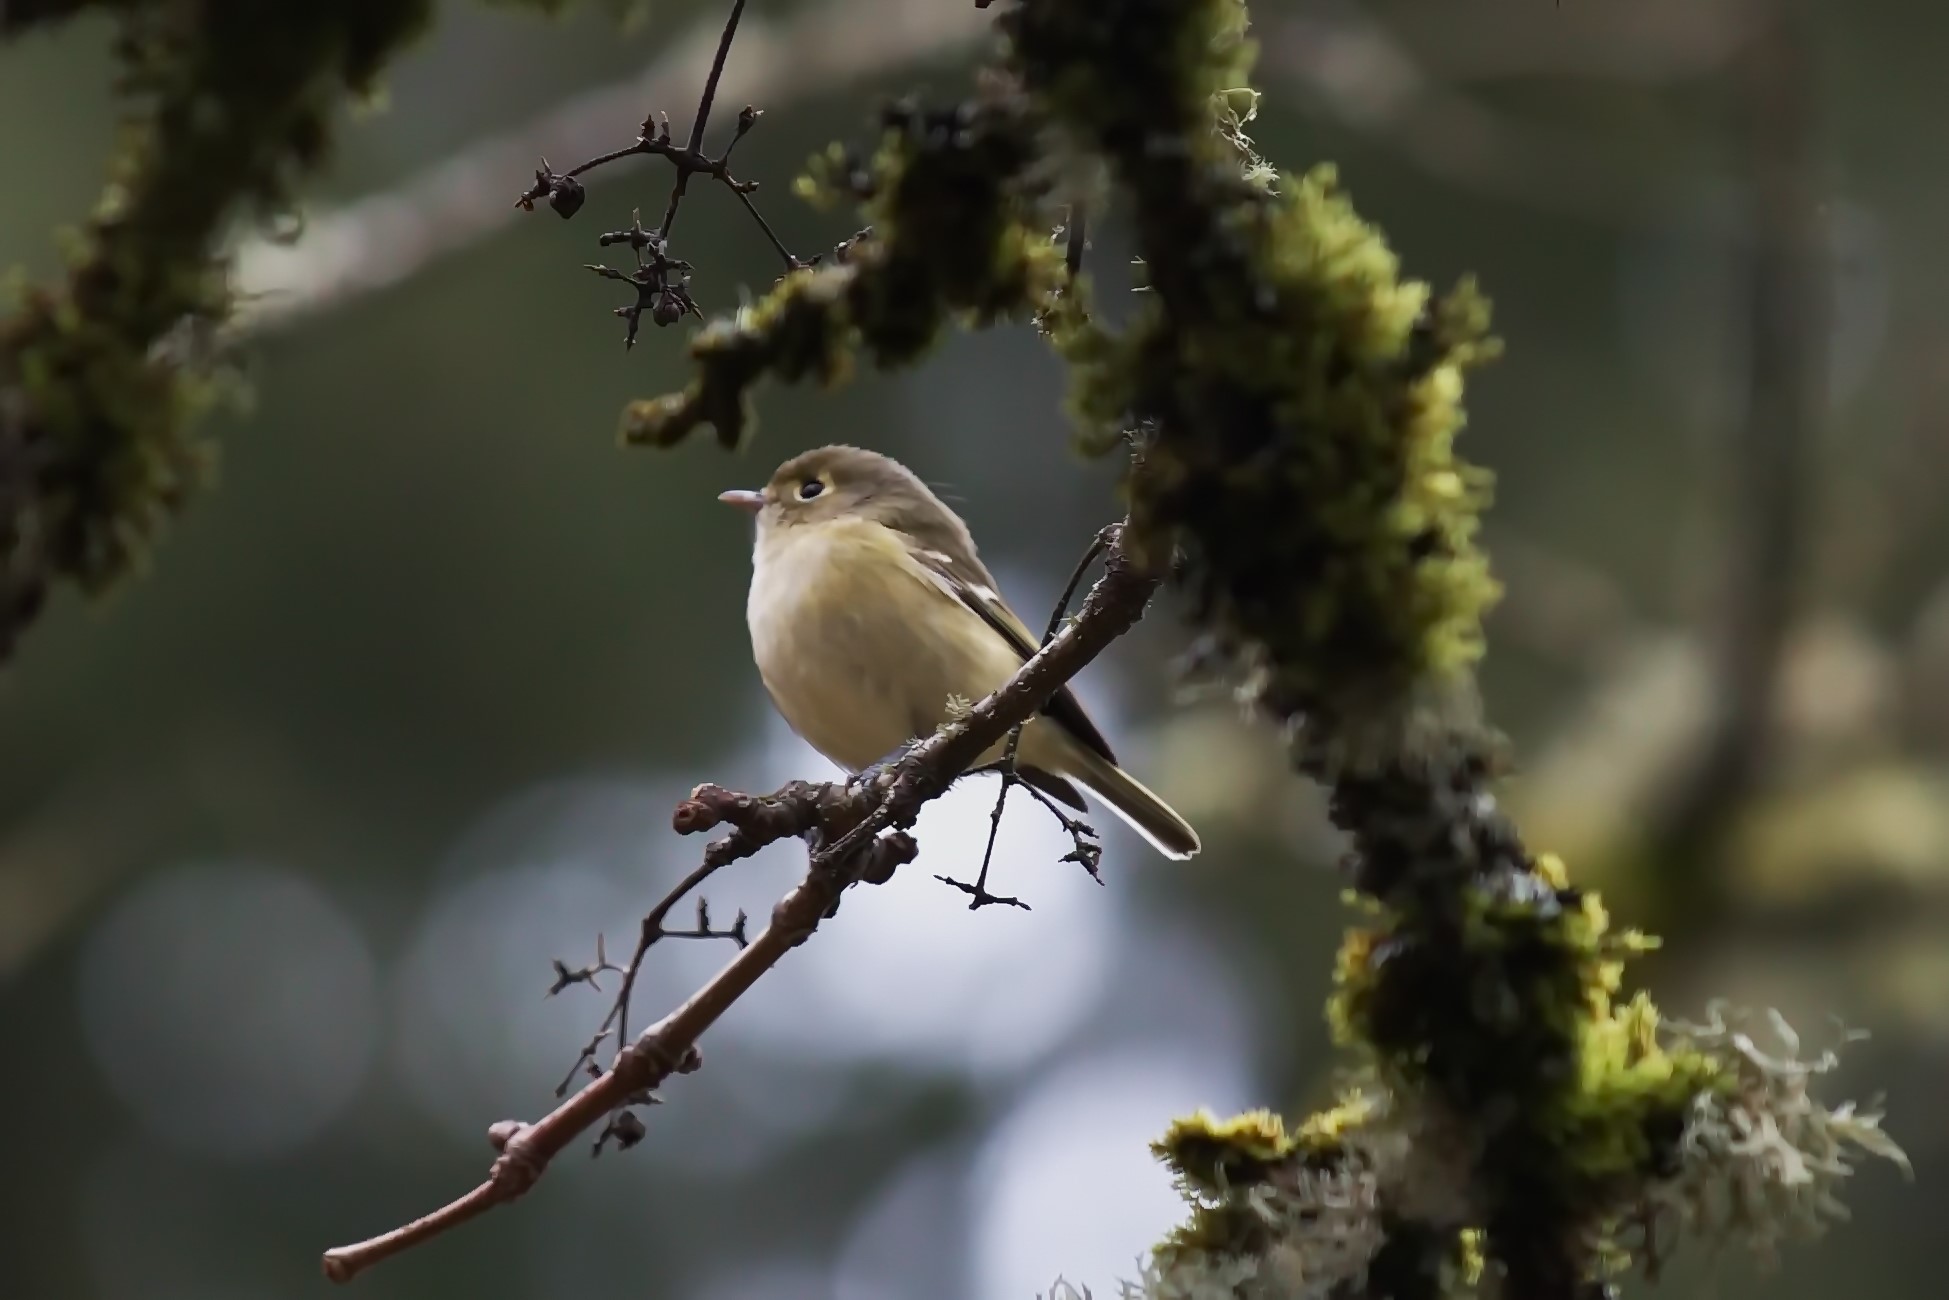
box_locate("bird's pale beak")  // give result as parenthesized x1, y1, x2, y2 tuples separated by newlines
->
(718, 489, 764, 515)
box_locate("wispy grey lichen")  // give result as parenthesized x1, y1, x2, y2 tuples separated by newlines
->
(1633, 1005, 1909, 1270)
(1043, 1004, 1904, 1300)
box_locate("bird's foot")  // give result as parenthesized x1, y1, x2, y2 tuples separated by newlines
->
(847, 741, 917, 797)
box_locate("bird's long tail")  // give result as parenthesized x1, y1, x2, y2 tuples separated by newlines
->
(1065, 747, 1201, 861)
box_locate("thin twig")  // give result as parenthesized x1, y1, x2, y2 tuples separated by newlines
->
(514, 0, 804, 340)
(225, 0, 985, 338)
(319, 527, 1161, 1283)
(936, 524, 1119, 907)
(729, 182, 801, 272)
(571, 846, 748, 1091)
(936, 747, 1032, 911)
(660, 0, 749, 241)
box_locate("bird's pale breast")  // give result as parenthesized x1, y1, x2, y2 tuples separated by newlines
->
(747, 519, 1032, 772)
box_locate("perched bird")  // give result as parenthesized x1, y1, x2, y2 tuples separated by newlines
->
(719, 444, 1200, 861)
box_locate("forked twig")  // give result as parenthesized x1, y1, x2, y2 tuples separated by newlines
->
(514, 0, 805, 345)
(937, 524, 1121, 908)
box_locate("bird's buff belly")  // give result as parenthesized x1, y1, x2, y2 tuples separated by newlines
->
(747, 531, 1026, 773)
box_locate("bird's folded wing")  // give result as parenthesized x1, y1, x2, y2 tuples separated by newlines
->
(907, 542, 1118, 765)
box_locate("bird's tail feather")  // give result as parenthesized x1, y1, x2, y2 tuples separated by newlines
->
(1067, 749, 1201, 861)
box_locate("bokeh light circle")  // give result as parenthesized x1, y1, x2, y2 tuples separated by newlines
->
(78, 861, 380, 1160)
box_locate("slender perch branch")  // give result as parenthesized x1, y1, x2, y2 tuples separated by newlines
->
(319, 525, 1160, 1283)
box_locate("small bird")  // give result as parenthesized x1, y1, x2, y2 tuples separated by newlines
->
(720, 444, 1201, 861)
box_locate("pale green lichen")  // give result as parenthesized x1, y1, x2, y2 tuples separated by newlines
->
(1047, 1000, 1904, 1300)
(1147, 1110, 1390, 1300)
(1637, 1004, 1910, 1265)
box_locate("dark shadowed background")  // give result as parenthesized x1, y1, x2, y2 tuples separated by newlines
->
(1, 1, 1941, 1297)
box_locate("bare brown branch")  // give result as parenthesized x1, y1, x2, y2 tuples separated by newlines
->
(318, 525, 1161, 1283)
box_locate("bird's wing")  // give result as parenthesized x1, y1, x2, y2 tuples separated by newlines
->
(906, 541, 1119, 765)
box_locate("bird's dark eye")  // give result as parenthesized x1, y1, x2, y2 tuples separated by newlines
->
(798, 479, 825, 500)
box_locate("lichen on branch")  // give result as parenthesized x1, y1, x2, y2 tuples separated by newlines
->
(1007, 0, 1499, 757)
(984, 0, 1907, 1296)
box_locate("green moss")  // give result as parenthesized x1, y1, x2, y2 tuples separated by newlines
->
(1146, 1101, 1393, 1297)
(1153, 1108, 1297, 1195)
(1453, 1229, 1485, 1288)
(1320, 837, 1736, 1290)
(1558, 992, 1729, 1182)
(1007, 0, 1501, 757)
(1292, 1090, 1381, 1157)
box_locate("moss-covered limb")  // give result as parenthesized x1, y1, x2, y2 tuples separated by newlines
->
(620, 90, 1070, 451)
(992, 0, 1905, 1293)
(997, 0, 1571, 1276)
(1327, 771, 1712, 1292)
(1005, 0, 1500, 755)
(0, 0, 434, 662)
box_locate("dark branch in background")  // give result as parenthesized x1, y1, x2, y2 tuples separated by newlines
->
(224, 0, 990, 337)
(1642, 3, 1821, 936)
(0, 0, 92, 36)
(320, 530, 1162, 1282)
(513, 0, 807, 347)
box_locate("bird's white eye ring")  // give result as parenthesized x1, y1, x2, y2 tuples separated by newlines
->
(798, 479, 825, 500)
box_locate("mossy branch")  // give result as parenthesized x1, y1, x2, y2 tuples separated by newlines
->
(984, 1, 1905, 1297)
(616, 83, 1069, 450)
(0, 0, 435, 663)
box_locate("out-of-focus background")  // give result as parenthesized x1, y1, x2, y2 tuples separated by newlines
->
(1, 1, 1941, 1297)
